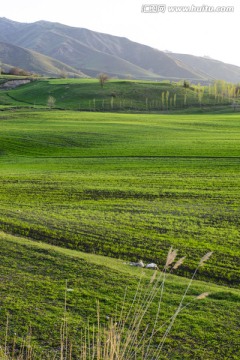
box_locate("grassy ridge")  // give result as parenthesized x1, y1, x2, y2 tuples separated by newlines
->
(0, 231, 240, 359)
(2, 78, 231, 111)
(0, 110, 239, 286)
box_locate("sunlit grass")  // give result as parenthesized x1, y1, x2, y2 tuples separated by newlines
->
(0, 232, 239, 359)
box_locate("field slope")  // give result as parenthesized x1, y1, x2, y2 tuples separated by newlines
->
(2, 78, 232, 111)
(0, 110, 239, 288)
(0, 231, 240, 359)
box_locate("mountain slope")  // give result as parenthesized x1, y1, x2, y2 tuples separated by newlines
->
(58, 26, 204, 79)
(0, 41, 87, 77)
(1, 17, 240, 82)
(0, 18, 205, 80)
(0, 19, 163, 79)
(168, 53, 240, 83)
(16, 21, 200, 79)
(0, 17, 25, 42)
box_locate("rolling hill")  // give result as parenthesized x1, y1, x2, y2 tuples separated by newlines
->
(0, 42, 87, 77)
(1, 17, 240, 82)
(168, 52, 240, 83)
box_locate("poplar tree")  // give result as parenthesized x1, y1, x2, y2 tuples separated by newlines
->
(166, 91, 169, 110)
(47, 96, 56, 109)
(173, 93, 177, 108)
(161, 92, 165, 110)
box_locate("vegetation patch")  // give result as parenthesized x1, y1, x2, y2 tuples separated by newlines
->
(0, 110, 239, 287)
(1, 78, 239, 112)
(0, 81, 239, 358)
(0, 232, 239, 359)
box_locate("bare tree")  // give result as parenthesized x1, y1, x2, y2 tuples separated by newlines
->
(9, 67, 30, 76)
(98, 73, 109, 88)
(60, 70, 68, 79)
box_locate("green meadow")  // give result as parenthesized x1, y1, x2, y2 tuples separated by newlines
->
(1, 110, 240, 284)
(0, 100, 240, 358)
(0, 231, 240, 359)
(1, 78, 234, 111)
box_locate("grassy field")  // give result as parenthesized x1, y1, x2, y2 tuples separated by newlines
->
(1, 78, 234, 111)
(0, 107, 240, 358)
(0, 231, 240, 359)
(0, 110, 239, 287)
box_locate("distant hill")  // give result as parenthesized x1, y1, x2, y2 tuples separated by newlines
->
(7, 20, 198, 80)
(168, 53, 240, 83)
(0, 42, 87, 77)
(1, 17, 240, 82)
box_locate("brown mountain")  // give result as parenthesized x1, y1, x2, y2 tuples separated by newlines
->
(1, 17, 240, 82)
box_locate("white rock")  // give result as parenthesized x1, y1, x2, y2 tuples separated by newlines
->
(146, 263, 158, 270)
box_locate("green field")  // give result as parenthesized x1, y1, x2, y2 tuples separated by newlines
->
(0, 231, 240, 359)
(1, 78, 235, 111)
(0, 108, 240, 358)
(0, 110, 239, 285)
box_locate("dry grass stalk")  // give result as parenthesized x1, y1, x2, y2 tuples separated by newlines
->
(1, 248, 213, 360)
(199, 251, 213, 266)
(173, 256, 186, 270)
(197, 292, 209, 300)
(165, 247, 178, 268)
(150, 270, 158, 284)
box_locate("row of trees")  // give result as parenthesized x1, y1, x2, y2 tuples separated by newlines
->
(18, 74, 240, 110)
(97, 75, 240, 107)
(46, 88, 239, 112)
(209, 80, 240, 101)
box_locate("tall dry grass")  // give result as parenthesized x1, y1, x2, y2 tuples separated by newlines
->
(1, 249, 212, 359)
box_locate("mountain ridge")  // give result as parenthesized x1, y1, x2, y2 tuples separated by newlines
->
(1, 17, 240, 82)
(0, 41, 88, 77)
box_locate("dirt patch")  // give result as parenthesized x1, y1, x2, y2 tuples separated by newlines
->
(0, 79, 31, 89)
